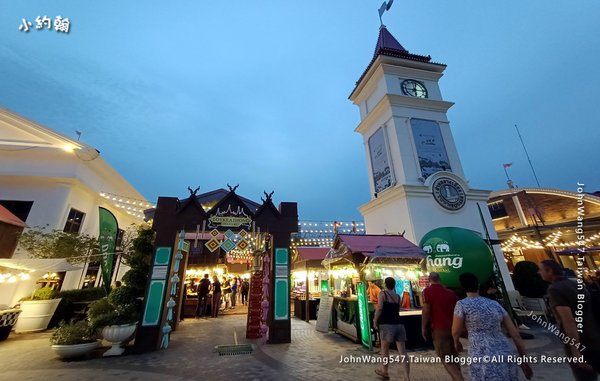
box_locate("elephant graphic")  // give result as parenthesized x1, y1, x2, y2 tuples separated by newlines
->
(436, 243, 450, 252)
(422, 245, 433, 253)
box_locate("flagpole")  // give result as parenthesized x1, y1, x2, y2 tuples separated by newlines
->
(503, 165, 510, 181)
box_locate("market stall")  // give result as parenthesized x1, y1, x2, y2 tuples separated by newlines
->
(322, 234, 428, 349)
(291, 247, 329, 320)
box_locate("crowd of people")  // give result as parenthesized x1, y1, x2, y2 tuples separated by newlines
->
(192, 274, 250, 318)
(372, 259, 600, 381)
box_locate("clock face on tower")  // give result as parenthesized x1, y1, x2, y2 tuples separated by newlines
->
(401, 79, 428, 98)
(432, 177, 466, 211)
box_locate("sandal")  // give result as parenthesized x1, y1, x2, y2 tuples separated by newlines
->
(375, 369, 390, 380)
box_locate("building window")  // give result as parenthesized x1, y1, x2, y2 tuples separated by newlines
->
(489, 201, 508, 220)
(115, 228, 125, 251)
(0, 200, 34, 222)
(63, 208, 85, 233)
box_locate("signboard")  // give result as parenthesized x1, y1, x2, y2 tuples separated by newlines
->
(420, 227, 494, 288)
(356, 282, 373, 350)
(208, 205, 252, 228)
(368, 127, 393, 193)
(410, 118, 451, 179)
(315, 295, 333, 333)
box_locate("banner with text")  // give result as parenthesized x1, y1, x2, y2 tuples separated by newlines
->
(98, 207, 119, 294)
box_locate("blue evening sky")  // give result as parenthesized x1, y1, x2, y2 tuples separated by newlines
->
(1, 1, 598, 220)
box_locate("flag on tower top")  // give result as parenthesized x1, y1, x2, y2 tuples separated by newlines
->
(503, 163, 513, 169)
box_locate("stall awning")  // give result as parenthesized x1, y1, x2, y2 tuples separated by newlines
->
(296, 247, 330, 261)
(336, 234, 422, 254)
(369, 245, 425, 260)
(0, 205, 27, 228)
(294, 247, 330, 270)
(0, 258, 82, 272)
(323, 234, 424, 266)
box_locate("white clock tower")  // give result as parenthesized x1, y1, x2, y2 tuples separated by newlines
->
(351, 26, 513, 289)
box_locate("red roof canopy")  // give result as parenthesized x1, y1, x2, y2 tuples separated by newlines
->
(336, 234, 421, 254)
(0, 204, 27, 228)
(296, 247, 329, 261)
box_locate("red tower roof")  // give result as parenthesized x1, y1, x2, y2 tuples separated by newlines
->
(350, 26, 442, 99)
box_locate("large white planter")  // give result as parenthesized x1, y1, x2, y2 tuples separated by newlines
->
(51, 340, 99, 359)
(102, 323, 137, 356)
(14, 299, 62, 333)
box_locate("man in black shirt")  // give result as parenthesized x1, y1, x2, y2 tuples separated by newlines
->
(196, 274, 211, 318)
(211, 276, 222, 318)
(539, 260, 600, 381)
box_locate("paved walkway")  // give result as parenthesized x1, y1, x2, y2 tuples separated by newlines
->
(1, 314, 578, 381)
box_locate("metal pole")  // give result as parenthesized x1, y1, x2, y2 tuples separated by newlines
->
(305, 261, 310, 323)
(515, 124, 541, 187)
(476, 203, 514, 319)
(503, 166, 510, 182)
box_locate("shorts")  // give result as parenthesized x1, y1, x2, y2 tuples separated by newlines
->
(379, 324, 406, 343)
(432, 330, 457, 360)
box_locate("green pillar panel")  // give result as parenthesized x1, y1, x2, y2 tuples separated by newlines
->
(155, 247, 171, 265)
(143, 281, 166, 326)
(275, 248, 288, 265)
(274, 278, 288, 320)
(142, 246, 173, 327)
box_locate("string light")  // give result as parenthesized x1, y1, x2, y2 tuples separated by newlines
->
(99, 191, 154, 219)
(501, 231, 600, 252)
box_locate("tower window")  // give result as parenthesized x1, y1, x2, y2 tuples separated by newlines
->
(63, 208, 86, 233)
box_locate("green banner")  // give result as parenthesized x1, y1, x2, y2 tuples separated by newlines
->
(98, 207, 118, 293)
(357, 282, 373, 350)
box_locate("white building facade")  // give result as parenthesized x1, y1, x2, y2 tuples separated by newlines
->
(0, 108, 150, 306)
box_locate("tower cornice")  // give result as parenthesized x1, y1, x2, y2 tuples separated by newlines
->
(354, 94, 454, 135)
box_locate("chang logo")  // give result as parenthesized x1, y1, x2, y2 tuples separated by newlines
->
(426, 255, 463, 269)
(422, 238, 463, 270)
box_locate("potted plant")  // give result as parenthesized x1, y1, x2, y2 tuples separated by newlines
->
(88, 286, 139, 357)
(50, 320, 99, 359)
(14, 287, 62, 333)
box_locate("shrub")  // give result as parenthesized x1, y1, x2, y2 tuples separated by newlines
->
(108, 286, 138, 308)
(121, 269, 148, 296)
(48, 288, 108, 328)
(50, 320, 97, 345)
(512, 261, 549, 298)
(20, 286, 59, 301)
(87, 298, 114, 320)
(88, 293, 139, 330)
(58, 287, 107, 303)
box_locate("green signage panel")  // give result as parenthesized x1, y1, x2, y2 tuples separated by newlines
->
(357, 282, 373, 350)
(142, 280, 166, 326)
(420, 227, 494, 288)
(155, 247, 171, 265)
(274, 279, 288, 320)
(321, 280, 329, 294)
(275, 248, 288, 265)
